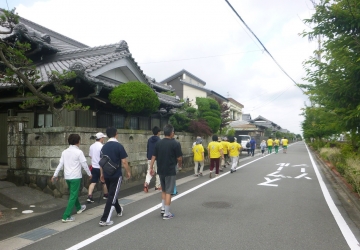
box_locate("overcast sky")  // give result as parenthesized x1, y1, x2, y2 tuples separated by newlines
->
(3, 0, 317, 135)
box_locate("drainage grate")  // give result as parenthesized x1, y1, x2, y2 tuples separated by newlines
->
(19, 227, 58, 241)
(202, 201, 232, 209)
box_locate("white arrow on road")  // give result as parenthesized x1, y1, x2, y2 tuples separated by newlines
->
(292, 164, 309, 167)
(258, 177, 281, 187)
(276, 163, 290, 167)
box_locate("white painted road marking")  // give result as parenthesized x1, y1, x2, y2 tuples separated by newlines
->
(301, 168, 305, 173)
(305, 144, 359, 249)
(66, 152, 267, 250)
(257, 177, 281, 187)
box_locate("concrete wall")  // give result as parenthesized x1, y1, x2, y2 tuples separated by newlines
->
(7, 123, 210, 197)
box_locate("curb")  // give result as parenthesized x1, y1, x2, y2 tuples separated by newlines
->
(313, 151, 360, 213)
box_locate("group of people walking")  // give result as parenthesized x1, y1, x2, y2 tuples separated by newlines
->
(52, 124, 182, 225)
(52, 126, 290, 225)
(260, 137, 289, 155)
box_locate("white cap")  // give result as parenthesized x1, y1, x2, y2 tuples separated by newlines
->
(95, 132, 107, 139)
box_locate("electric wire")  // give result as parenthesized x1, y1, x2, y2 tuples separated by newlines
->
(139, 49, 263, 64)
(224, 0, 306, 94)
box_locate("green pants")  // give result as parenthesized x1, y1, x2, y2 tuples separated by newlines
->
(268, 146, 272, 153)
(63, 178, 81, 220)
(274, 146, 279, 153)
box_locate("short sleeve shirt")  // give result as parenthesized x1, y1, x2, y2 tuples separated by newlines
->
(282, 139, 288, 146)
(101, 141, 128, 178)
(228, 142, 240, 157)
(267, 139, 273, 146)
(208, 141, 223, 159)
(192, 144, 204, 161)
(153, 138, 183, 176)
(89, 141, 103, 169)
(220, 141, 230, 154)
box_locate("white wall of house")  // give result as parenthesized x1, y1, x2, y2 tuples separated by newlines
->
(228, 102, 243, 121)
(183, 73, 205, 87)
(183, 85, 207, 108)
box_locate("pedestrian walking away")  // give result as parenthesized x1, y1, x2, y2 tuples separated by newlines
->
(260, 140, 266, 156)
(274, 137, 280, 154)
(52, 134, 92, 223)
(150, 124, 183, 220)
(246, 139, 251, 155)
(208, 134, 224, 178)
(192, 137, 204, 176)
(282, 137, 289, 153)
(228, 136, 241, 173)
(250, 137, 256, 157)
(87, 132, 109, 203)
(144, 126, 162, 192)
(267, 137, 274, 154)
(220, 137, 230, 171)
(98, 127, 131, 226)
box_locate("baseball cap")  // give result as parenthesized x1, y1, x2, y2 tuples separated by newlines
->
(95, 132, 107, 139)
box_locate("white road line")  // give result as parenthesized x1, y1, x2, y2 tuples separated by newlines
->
(67, 155, 266, 250)
(277, 167, 283, 171)
(305, 144, 359, 249)
(301, 168, 305, 173)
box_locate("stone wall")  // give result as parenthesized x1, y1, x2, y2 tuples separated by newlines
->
(7, 123, 210, 197)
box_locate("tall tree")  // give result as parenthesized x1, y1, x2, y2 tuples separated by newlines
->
(301, 0, 360, 144)
(196, 97, 221, 133)
(0, 9, 88, 125)
(216, 98, 231, 135)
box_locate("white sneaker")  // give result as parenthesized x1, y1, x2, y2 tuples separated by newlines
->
(62, 216, 75, 223)
(99, 221, 114, 226)
(77, 205, 86, 214)
(117, 206, 123, 217)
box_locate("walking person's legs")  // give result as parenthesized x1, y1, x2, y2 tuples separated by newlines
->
(209, 158, 215, 178)
(144, 160, 153, 192)
(194, 161, 199, 176)
(88, 168, 108, 203)
(100, 176, 122, 225)
(199, 161, 204, 175)
(160, 175, 176, 219)
(215, 158, 220, 176)
(62, 179, 81, 221)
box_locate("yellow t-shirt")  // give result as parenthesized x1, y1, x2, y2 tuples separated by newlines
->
(228, 142, 241, 157)
(274, 139, 280, 146)
(220, 141, 230, 154)
(192, 144, 204, 161)
(282, 139, 288, 146)
(267, 139, 273, 146)
(208, 141, 223, 158)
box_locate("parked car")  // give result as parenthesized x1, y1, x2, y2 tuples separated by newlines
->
(235, 135, 251, 151)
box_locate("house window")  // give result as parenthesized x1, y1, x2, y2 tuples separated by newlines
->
(37, 113, 53, 128)
(113, 115, 125, 129)
(129, 117, 138, 130)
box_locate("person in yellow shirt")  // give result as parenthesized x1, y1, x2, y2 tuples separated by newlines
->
(274, 137, 280, 154)
(192, 138, 204, 177)
(228, 136, 241, 173)
(282, 137, 289, 153)
(220, 137, 230, 171)
(208, 135, 224, 178)
(267, 137, 274, 154)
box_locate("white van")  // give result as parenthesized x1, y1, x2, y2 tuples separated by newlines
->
(235, 135, 251, 151)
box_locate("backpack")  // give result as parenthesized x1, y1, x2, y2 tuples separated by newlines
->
(246, 142, 250, 148)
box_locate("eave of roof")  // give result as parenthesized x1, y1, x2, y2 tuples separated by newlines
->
(227, 97, 244, 108)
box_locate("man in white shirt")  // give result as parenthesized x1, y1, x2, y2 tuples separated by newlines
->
(52, 134, 92, 223)
(87, 132, 109, 203)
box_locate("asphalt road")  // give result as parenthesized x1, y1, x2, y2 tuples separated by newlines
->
(7, 142, 360, 249)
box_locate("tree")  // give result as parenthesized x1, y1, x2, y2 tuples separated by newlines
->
(169, 112, 191, 132)
(196, 97, 221, 133)
(301, 106, 341, 140)
(301, 0, 360, 144)
(188, 119, 212, 137)
(0, 9, 88, 125)
(109, 81, 160, 128)
(216, 98, 231, 135)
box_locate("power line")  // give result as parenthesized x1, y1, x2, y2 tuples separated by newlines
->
(224, 0, 306, 94)
(139, 49, 263, 64)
